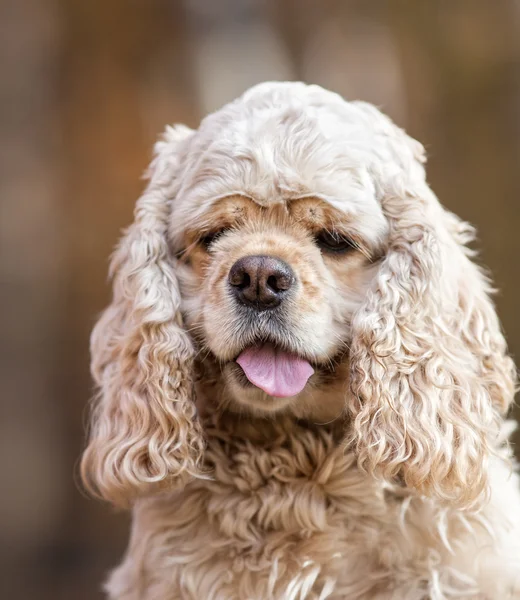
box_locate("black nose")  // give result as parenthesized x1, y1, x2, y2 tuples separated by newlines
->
(228, 255, 295, 309)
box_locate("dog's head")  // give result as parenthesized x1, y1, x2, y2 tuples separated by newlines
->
(81, 82, 516, 509)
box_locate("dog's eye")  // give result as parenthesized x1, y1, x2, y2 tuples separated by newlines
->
(200, 229, 227, 249)
(315, 231, 356, 254)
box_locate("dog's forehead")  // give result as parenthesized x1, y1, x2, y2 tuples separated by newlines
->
(171, 84, 390, 244)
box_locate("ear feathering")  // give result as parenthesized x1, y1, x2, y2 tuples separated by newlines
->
(347, 112, 517, 508)
(81, 125, 206, 508)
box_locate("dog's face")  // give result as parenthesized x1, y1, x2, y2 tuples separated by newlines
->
(167, 86, 389, 419)
(82, 83, 514, 509)
(176, 193, 386, 419)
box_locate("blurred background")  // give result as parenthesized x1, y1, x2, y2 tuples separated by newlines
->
(1, 0, 519, 598)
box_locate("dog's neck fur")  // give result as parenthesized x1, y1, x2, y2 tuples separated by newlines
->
(202, 409, 345, 450)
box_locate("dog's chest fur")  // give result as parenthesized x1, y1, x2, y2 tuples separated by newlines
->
(106, 419, 516, 600)
(105, 418, 509, 600)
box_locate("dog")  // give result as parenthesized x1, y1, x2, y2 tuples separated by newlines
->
(81, 82, 520, 599)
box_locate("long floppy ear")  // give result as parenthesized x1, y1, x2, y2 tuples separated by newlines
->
(347, 110, 516, 508)
(81, 125, 205, 507)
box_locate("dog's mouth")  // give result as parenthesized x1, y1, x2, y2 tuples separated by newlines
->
(234, 342, 314, 398)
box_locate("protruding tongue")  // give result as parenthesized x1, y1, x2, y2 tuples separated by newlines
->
(236, 344, 314, 398)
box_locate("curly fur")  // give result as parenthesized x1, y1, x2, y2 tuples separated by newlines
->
(81, 128, 206, 506)
(81, 82, 520, 599)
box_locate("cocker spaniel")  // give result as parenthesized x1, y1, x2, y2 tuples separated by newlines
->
(81, 82, 520, 600)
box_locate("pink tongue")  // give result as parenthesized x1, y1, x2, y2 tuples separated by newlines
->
(236, 344, 314, 398)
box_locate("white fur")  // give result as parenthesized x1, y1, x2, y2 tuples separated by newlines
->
(82, 82, 520, 599)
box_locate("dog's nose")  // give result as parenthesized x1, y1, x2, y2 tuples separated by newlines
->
(228, 255, 295, 309)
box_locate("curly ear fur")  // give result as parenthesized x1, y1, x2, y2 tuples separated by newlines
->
(347, 108, 517, 508)
(81, 125, 205, 507)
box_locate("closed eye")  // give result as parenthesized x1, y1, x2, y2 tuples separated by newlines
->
(199, 228, 228, 249)
(315, 230, 356, 254)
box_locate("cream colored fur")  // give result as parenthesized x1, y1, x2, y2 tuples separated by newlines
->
(81, 82, 520, 599)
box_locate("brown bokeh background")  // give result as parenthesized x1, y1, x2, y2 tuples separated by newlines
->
(1, 1, 519, 598)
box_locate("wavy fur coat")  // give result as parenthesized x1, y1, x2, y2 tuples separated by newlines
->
(81, 82, 520, 599)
